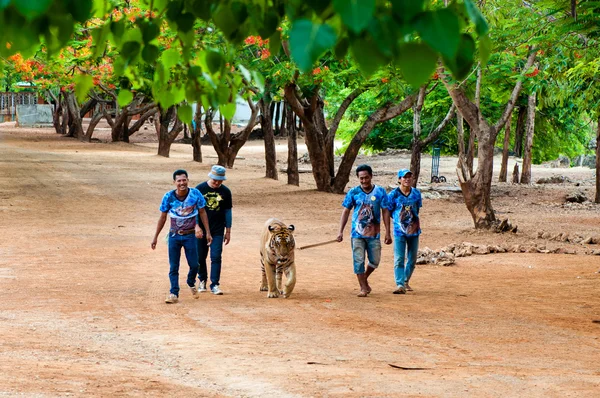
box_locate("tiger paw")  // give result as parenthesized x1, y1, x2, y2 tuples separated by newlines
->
(267, 291, 279, 298)
(260, 284, 268, 291)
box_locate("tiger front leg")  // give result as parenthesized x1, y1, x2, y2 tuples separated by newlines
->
(282, 263, 296, 298)
(264, 262, 279, 298)
(259, 259, 268, 291)
(276, 267, 283, 294)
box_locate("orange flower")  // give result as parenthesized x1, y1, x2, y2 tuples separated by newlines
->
(525, 68, 540, 77)
(381, 77, 389, 83)
(312, 67, 321, 75)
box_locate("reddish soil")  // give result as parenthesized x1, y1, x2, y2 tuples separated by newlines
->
(0, 125, 599, 397)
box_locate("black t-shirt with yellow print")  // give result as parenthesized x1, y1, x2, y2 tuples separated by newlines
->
(195, 181, 232, 236)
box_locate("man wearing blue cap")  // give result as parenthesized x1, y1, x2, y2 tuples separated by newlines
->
(387, 169, 422, 294)
(195, 165, 233, 295)
(337, 164, 392, 297)
(152, 169, 213, 304)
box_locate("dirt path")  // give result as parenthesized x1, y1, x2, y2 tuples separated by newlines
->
(0, 128, 599, 397)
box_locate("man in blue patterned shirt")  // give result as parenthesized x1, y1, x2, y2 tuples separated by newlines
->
(337, 164, 392, 297)
(152, 169, 212, 304)
(387, 169, 422, 294)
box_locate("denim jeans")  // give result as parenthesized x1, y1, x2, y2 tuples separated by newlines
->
(197, 235, 224, 289)
(351, 238, 381, 274)
(168, 233, 199, 296)
(393, 235, 419, 287)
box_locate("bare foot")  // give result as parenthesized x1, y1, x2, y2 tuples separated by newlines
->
(357, 291, 368, 297)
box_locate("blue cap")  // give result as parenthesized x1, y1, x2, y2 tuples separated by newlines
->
(397, 169, 413, 178)
(208, 165, 227, 181)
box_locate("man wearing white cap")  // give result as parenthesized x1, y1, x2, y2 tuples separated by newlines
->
(195, 165, 233, 295)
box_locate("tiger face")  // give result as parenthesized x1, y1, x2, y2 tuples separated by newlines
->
(260, 218, 297, 298)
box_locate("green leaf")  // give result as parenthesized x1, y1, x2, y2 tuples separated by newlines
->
(216, 85, 230, 103)
(289, 20, 337, 72)
(251, 70, 265, 92)
(161, 48, 181, 70)
(269, 31, 281, 56)
(395, 43, 437, 88)
(68, 0, 93, 22)
(350, 37, 389, 77)
(206, 50, 223, 74)
(186, 0, 211, 20)
(13, 0, 53, 20)
(391, 0, 424, 22)
(333, 0, 375, 34)
(413, 9, 460, 60)
(121, 41, 141, 64)
(219, 102, 236, 120)
(141, 20, 161, 43)
(212, 4, 238, 39)
(75, 74, 94, 103)
(0, 0, 11, 10)
(110, 20, 125, 45)
(117, 89, 134, 107)
(257, 11, 279, 38)
(178, 104, 193, 124)
(464, 0, 489, 37)
(305, 0, 332, 14)
(92, 0, 108, 17)
(443, 34, 475, 80)
(334, 37, 349, 59)
(238, 65, 251, 83)
(478, 34, 492, 66)
(175, 12, 195, 32)
(142, 44, 160, 63)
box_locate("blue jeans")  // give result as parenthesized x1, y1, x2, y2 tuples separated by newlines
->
(394, 235, 419, 287)
(197, 235, 224, 289)
(168, 233, 199, 296)
(351, 238, 381, 274)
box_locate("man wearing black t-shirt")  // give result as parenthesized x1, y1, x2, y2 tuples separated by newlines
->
(195, 165, 233, 295)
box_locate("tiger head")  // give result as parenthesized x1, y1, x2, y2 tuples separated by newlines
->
(264, 220, 296, 266)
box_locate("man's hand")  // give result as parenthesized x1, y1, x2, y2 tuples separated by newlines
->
(206, 233, 213, 246)
(384, 233, 392, 245)
(195, 224, 204, 239)
(151, 237, 158, 250)
(336, 233, 343, 243)
(224, 231, 231, 245)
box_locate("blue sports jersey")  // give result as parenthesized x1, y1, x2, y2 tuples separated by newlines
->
(387, 187, 422, 237)
(342, 185, 389, 239)
(159, 188, 206, 231)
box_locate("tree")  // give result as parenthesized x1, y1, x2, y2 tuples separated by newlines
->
(442, 48, 537, 228)
(520, 91, 537, 184)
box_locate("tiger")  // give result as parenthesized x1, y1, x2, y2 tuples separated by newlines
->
(259, 218, 296, 298)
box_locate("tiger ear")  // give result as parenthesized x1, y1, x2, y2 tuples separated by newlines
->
(268, 225, 276, 232)
(288, 225, 295, 232)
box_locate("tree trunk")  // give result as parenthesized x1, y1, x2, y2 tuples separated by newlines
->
(514, 105, 526, 157)
(157, 106, 183, 157)
(274, 101, 281, 136)
(498, 113, 512, 182)
(520, 92, 537, 184)
(280, 102, 287, 137)
(64, 92, 84, 140)
(192, 105, 203, 163)
(410, 86, 426, 185)
(457, 112, 465, 157)
(512, 163, 520, 184)
(260, 98, 278, 180)
(594, 116, 600, 203)
(204, 109, 228, 166)
(286, 102, 299, 186)
(83, 108, 103, 142)
(48, 90, 63, 134)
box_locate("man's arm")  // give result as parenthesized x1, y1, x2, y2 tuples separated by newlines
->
(224, 208, 232, 245)
(198, 208, 212, 245)
(337, 207, 352, 242)
(151, 212, 168, 250)
(382, 208, 392, 245)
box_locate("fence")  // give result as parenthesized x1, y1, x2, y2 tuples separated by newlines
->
(0, 92, 39, 122)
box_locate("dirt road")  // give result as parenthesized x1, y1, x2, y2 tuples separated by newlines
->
(0, 128, 599, 397)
